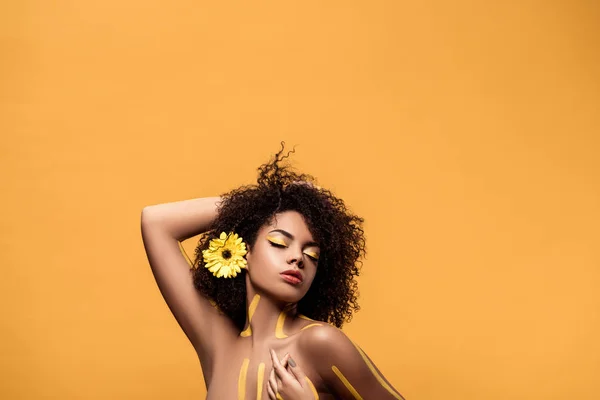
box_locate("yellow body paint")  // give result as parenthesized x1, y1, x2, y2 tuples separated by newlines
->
(300, 323, 322, 331)
(267, 236, 288, 246)
(240, 294, 260, 337)
(303, 250, 319, 260)
(298, 314, 315, 321)
(237, 358, 249, 400)
(178, 241, 194, 268)
(350, 341, 404, 400)
(256, 362, 265, 399)
(331, 366, 363, 400)
(275, 311, 288, 338)
(305, 376, 319, 399)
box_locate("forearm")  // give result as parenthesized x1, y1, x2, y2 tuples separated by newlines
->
(141, 197, 222, 241)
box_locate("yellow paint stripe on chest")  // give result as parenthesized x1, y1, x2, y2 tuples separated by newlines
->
(332, 366, 363, 400)
(237, 358, 249, 400)
(305, 376, 319, 399)
(256, 362, 265, 399)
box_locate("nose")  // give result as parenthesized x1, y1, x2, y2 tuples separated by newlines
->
(286, 246, 304, 268)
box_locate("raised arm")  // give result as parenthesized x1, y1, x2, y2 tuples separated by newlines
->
(301, 326, 406, 400)
(140, 197, 238, 373)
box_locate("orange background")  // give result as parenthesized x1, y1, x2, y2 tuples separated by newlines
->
(2, 1, 599, 399)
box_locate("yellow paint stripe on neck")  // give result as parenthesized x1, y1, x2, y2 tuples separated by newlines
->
(256, 363, 265, 400)
(350, 341, 404, 400)
(305, 376, 319, 399)
(240, 327, 251, 337)
(331, 366, 363, 400)
(248, 294, 260, 319)
(237, 358, 249, 400)
(240, 294, 260, 337)
(275, 311, 288, 338)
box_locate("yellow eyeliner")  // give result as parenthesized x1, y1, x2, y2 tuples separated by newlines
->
(268, 236, 318, 261)
(303, 250, 319, 260)
(267, 236, 288, 246)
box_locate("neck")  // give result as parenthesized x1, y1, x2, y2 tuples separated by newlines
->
(241, 284, 297, 342)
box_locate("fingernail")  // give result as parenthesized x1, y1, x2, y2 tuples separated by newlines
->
(288, 357, 296, 367)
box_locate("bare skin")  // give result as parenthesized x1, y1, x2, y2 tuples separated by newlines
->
(141, 197, 405, 399)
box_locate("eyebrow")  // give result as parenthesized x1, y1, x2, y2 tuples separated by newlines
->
(268, 229, 319, 248)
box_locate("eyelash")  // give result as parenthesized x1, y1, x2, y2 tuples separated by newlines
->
(269, 241, 287, 248)
(268, 241, 319, 262)
(305, 254, 319, 262)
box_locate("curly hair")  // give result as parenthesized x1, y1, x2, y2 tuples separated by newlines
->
(192, 143, 366, 330)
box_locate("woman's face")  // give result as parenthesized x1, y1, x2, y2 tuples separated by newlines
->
(245, 210, 320, 304)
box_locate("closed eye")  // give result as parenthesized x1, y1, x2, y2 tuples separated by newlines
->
(303, 252, 319, 262)
(267, 237, 288, 248)
(269, 242, 287, 248)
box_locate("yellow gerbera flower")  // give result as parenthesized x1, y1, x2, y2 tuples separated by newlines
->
(202, 232, 248, 278)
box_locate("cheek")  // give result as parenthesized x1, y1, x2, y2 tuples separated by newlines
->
(305, 268, 318, 286)
(247, 245, 280, 277)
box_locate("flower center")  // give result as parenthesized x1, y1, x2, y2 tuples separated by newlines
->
(221, 249, 232, 259)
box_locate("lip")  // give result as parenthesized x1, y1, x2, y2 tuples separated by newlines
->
(281, 270, 303, 284)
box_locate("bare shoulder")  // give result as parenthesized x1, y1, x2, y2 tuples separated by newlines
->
(297, 323, 407, 400)
(298, 323, 352, 356)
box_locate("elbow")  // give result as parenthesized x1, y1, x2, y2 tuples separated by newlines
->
(141, 206, 158, 228)
(141, 206, 150, 222)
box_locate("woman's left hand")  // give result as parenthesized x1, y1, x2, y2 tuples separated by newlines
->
(268, 349, 316, 400)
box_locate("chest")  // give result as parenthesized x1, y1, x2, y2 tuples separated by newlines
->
(205, 342, 329, 400)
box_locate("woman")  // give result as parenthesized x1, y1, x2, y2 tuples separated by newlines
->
(141, 145, 405, 399)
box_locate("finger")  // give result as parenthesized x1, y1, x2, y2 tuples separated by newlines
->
(269, 354, 283, 388)
(270, 349, 291, 382)
(279, 354, 290, 386)
(268, 369, 278, 394)
(267, 383, 276, 400)
(286, 356, 306, 383)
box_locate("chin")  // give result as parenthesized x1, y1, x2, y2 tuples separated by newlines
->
(263, 284, 307, 304)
